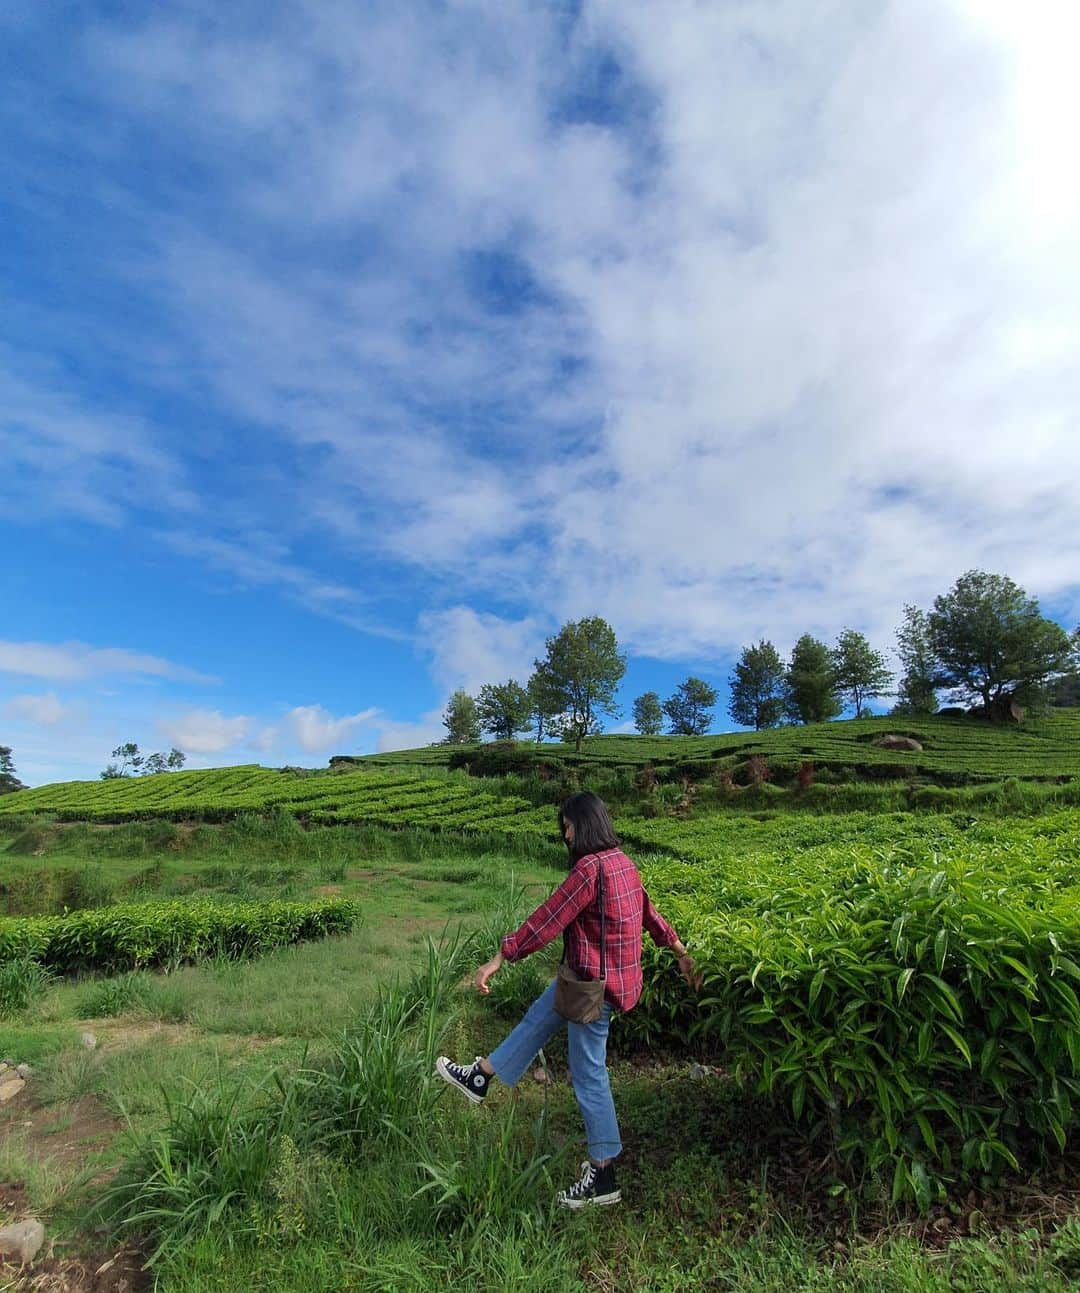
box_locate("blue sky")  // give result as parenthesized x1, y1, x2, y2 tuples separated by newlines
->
(3, 1, 1078, 786)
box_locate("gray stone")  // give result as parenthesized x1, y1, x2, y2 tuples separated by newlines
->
(81, 1032, 98, 1050)
(689, 1063, 712, 1080)
(0, 1077, 26, 1103)
(14, 1063, 31, 1080)
(0, 1218, 45, 1266)
(873, 735, 923, 752)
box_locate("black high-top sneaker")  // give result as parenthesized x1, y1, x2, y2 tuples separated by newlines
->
(435, 1055, 490, 1104)
(557, 1159, 621, 1208)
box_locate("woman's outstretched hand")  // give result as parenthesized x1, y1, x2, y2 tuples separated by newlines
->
(677, 952, 703, 991)
(475, 952, 505, 995)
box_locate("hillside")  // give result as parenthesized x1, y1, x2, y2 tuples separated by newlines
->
(3, 711, 1078, 836)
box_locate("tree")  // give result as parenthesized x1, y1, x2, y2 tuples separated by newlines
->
(663, 677, 718, 736)
(632, 691, 664, 736)
(101, 743, 187, 779)
(101, 742, 144, 779)
(831, 629, 893, 718)
(927, 570, 1077, 718)
(0, 746, 26, 795)
(784, 635, 842, 724)
(476, 680, 532, 742)
(442, 690, 481, 744)
(538, 616, 626, 752)
(893, 605, 939, 716)
(728, 640, 786, 730)
(526, 663, 564, 743)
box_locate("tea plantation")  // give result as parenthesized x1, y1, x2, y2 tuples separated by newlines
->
(3, 713, 1080, 1289)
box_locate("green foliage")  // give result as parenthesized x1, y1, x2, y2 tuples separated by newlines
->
(442, 690, 481, 744)
(785, 635, 842, 724)
(0, 897, 360, 975)
(831, 628, 893, 717)
(728, 641, 786, 730)
(476, 680, 532, 741)
(101, 742, 186, 780)
(632, 690, 664, 736)
(0, 954, 53, 1017)
(619, 814, 1080, 1203)
(0, 745, 26, 795)
(664, 676, 718, 736)
(929, 570, 1077, 715)
(525, 662, 563, 743)
(77, 970, 152, 1017)
(894, 605, 939, 715)
(539, 616, 626, 750)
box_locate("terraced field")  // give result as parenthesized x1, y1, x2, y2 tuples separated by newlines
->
(0, 765, 556, 835)
(359, 709, 1080, 782)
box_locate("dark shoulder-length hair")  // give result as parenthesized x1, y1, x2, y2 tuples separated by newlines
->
(559, 791, 620, 863)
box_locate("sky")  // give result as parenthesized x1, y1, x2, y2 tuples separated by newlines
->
(2, 0, 1078, 787)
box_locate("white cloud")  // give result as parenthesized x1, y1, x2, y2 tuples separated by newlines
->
(419, 607, 545, 694)
(2, 691, 73, 725)
(373, 711, 446, 754)
(0, 640, 216, 684)
(7, 0, 1080, 692)
(284, 704, 378, 753)
(157, 709, 251, 753)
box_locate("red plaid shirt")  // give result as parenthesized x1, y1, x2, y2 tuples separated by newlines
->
(500, 848, 680, 1012)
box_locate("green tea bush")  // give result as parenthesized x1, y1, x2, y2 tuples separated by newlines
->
(0, 897, 360, 975)
(623, 821, 1080, 1205)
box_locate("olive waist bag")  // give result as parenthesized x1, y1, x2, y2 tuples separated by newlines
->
(553, 856, 607, 1025)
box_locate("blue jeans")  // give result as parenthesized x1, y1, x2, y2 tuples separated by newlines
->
(488, 979, 622, 1162)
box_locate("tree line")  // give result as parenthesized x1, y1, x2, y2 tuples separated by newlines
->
(443, 570, 1080, 747)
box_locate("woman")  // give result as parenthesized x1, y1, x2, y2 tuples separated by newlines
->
(436, 790, 699, 1208)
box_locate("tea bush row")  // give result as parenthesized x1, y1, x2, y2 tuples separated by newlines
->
(620, 813, 1080, 1204)
(0, 897, 361, 975)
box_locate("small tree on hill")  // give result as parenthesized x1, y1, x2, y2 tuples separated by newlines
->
(664, 677, 718, 736)
(0, 746, 26, 795)
(101, 743, 187, 779)
(784, 635, 842, 724)
(928, 570, 1077, 718)
(442, 690, 481, 744)
(526, 663, 564, 743)
(143, 748, 187, 775)
(728, 640, 786, 730)
(538, 616, 626, 751)
(893, 605, 939, 716)
(476, 680, 532, 741)
(831, 629, 893, 718)
(632, 691, 664, 736)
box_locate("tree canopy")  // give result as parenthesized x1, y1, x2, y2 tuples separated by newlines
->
(728, 640, 786, 730)
(831, 629, 893, 718)
(664, 676, 718, 736)
(476, 680, 532, 741)
(632, 691, 664, 736)
(539, 616, 626, 751)
(100, 744, 186, 779)
(526, 663, 563, 743)
(893, 605, 939, 716)
(784, 635, 842, 724)
(441, 690, 481, 744)
(928, 570, 1077, 718)
(0, 746, 26, 795)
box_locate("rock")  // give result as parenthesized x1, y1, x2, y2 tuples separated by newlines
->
(689, 1063, 712, 1080)
(81, 1032, 97, 1050)
(873, 735, 923, 752)
(14, 1064, 31, 1080)
(532, 1066, 549, 1083)
(0, 1218, 45, 1266)
(0, 1077, 26, 1103)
